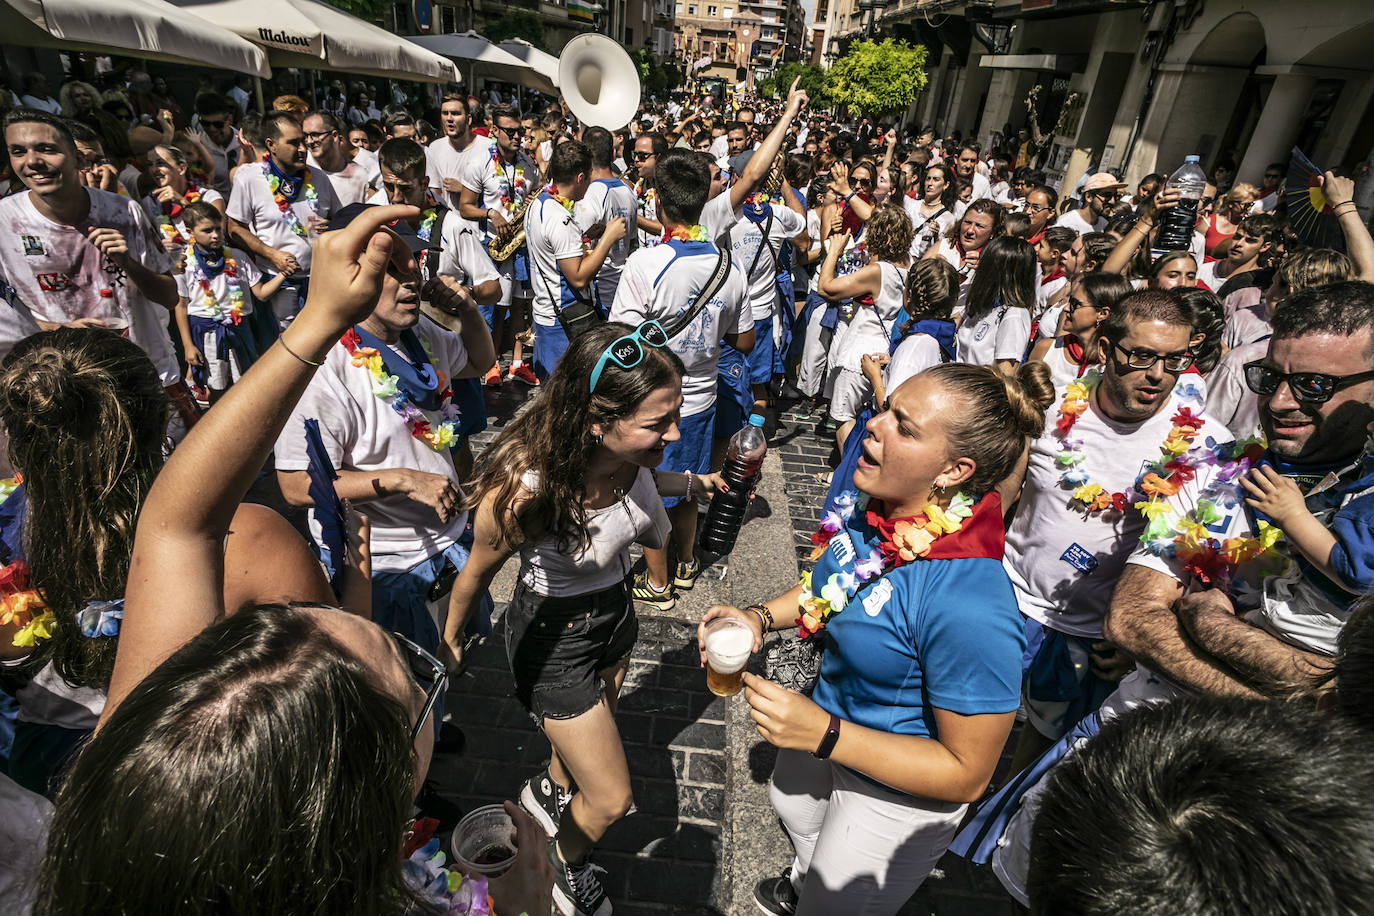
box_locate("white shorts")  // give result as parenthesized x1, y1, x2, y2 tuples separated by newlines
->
(826, 367, 871, 423)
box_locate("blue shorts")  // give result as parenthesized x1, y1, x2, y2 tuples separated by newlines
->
(452, 377, 488, 437)
(532, 320, 569, 381)
(746, 316, 775, 385)
(478, 302, 495, 330)
(660, 406, 714, 508)
(715, 346, 751, 438)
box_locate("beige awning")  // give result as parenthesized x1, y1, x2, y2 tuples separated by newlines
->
(3, 0, 270, 76)
(498, 38, 562, 90)
(406, 31, 556, 94)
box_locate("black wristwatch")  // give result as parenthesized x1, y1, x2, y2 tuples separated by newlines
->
(813, 714, 841, 759)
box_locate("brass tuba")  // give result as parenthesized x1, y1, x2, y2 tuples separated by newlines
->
(487, 192, 536, 262)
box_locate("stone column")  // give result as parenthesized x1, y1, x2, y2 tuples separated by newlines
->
(1237, 70, 1318, 184)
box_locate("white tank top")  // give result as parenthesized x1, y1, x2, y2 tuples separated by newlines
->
(831, 260, 909, 373)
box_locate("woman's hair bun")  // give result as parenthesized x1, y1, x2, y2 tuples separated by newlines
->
(0, 345, 106, 433)
(1006, 360, 1055, 439)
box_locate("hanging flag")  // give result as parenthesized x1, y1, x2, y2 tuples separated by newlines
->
(1285, 146, 1344, 251)
(569, 0, 596, 21)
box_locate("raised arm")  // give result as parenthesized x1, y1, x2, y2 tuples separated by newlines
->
(107, 204, 420, 718)
(1325, 171, 1374, 282)
(729, 78, 808, 211)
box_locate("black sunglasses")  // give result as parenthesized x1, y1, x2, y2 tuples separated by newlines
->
(1243, 362, 1374, 405)
(392, 632, 448, 743)
(202, 119, 229, 130)
(632, 150, 654, 161)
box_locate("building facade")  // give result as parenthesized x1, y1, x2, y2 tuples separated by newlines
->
(672, 0, 807, 85)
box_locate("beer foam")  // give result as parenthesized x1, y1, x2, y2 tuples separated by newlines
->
(706, 624, 752, 671)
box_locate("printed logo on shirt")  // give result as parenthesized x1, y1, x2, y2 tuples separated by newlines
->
(862, 578, 893, 617)
(830, 531, 855, 567)
(1061, 542, 1100, 574)
(973, 320, 990, 342)
(20, 235, 44, 256)
(35, 271, 72, 292)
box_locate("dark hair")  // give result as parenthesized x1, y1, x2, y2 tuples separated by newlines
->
(725, 119, 744, 135)
(1004, 211, 1031, 239)
(238, 111, 267, 151)
(377, 137, 427, 181)
(439, 92, 467, 115)
(957, 140, 981, 157)
(581, 126, 614, 169)
(899, 258, 959, 333)
(1097, 289, 1194, 347)
(1238, 212, 1283, 248)
(1332, 598, 1374, 733)
(36, 604, 424, 915)
(637, 131, 668, 159)
(785, 153, 813, 190)
(925, 361, 1055, 498)
(383, 111, 415, 133)
(1077, 272, 1133, 314)
(654, 148, 709, 225)
(1172, 287, 1224, 374)
(183, 199, 222, 230)
(1270, 281, 1374, 361)
(1028, 697, 1374, 916)
(2, 108, 75, 147)
(263, 110, 299, 143)
(963, 235, 1036, 324)
(1077, 231, 1115, 272)
(66, 120, 102, 149)
(1042, 226, 1075, 253)
(0, 330, 168, 689)
(1030, 185, 1059, 210)
(467, 322, 685, 551)
(549, 140, 591, 184)
(194, 93, 237, 120)
(806, 174, 831, 210)
(488, 103, 521, 125)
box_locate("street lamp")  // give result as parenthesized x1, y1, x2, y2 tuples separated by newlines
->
(858, 0, 885, 39)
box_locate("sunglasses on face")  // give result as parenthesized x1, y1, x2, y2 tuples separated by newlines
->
(392, 632, 448, 743)
(632, 150, 654, 161)
(1243, 362, 1374, 405)
(499, 125, 524, 140)
(590, 321, 668, 393)
(303, 131, 333, 142)
(202, 119, 229, 130)
(1111, 341, 1194, 372)
(852, 177, 872, 187)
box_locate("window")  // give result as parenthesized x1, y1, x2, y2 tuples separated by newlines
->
(688, 4, 696, 13)
(676, 2, 683, 10)
(440, 3, 457, 32)
(722, 6, 732, 15)
(707, 4, 716, 13)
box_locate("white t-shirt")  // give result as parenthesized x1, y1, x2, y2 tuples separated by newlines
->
(1053, 208, 1106, 236)
(701, 188, 742, 241)
(525, 192, 588, 327)
(1040, 335, 1096, 389)
(884, 331, 945, 394)
(227, 85, 250, 113)
(519, 466, 670, 596)
(1224, 302, 1271, 350)
(0, 261, 40, 362)
(832, 261, 908, 373)
(456, 138, 538, 243)
(426, 135, 478, 210)
(431, 210, 500, 289)
(0, 188, 180, 385)
(956, 304, 1031, 366)
(307, 154, 374, 206)
(1251, 190, 1279, 214)
(727, 205, 807, 322)
(226, 161, 341, 279)
(1003, 376, 1211, 639)
(1206, 339, 1267, 441)
(20, 94, 59, 114)
(140, 187, 224, 246)
(177, 247, 261, 319)
(709, 134, 729, 159)
(575, 178, 639, 309)
(350, 148, 382, 189)
(904, 198, 954, 259)
(1196, 259, 1226, 292)
(274, 316, 472, 573)
(195, 131, 240, 198)
(609, 239, 750, 417)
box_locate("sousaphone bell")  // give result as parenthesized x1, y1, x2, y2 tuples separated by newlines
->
(559, 34, 642, 130)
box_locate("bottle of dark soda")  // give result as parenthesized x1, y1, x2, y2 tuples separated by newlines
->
(1155, 155, 1207, 252)
(700, 414, 767, 556)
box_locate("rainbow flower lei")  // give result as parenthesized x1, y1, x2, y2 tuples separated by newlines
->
(489, 145, 526, 214)
(1055, 372, 1206, 514)
(261, 158, 318, 238)
(154, 184, 202, 245)
(192, 246, 244, 325)
(797, 489, 974, 637)
(417, 208, 439, 242)
(662, 223, 709, 242)
(544, 184, 576, 214)
(339, 329, 461, 451)
(404, 836, 492, 915)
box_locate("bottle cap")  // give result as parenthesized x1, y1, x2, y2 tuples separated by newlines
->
(1184, 155, 1200, 163)
(747, 413, 765, 427)
(99, 289, 113, 297)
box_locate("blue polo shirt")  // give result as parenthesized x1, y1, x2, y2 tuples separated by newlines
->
(809, 513, 1025, 742)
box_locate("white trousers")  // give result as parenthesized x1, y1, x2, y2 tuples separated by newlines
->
(770, 748, 966, 916)
(797, 305, 832, 397)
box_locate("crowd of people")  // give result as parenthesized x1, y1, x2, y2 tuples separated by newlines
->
(0, 59, 1373, 916)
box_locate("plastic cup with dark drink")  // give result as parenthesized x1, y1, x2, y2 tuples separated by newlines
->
(449, 804, 517, 877)
(704, 616, 753, 697)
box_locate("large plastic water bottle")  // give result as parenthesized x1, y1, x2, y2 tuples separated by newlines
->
(699, 414, 767, 556)
(1155, 155, 1208, 252)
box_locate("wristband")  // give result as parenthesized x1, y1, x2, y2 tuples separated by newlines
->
(747, 603, 774, 630)
(278, 336, 322, 367)
(747, 606, 768, 634)
(813, 713, 841, 759)
(684, 471, 694, 501)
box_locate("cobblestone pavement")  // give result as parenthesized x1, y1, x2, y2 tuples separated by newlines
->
(388, 378, 1020, 914)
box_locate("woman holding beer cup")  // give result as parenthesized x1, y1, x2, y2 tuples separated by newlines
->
(444, 321, 726, 916)
(698, 362, 1054, 916)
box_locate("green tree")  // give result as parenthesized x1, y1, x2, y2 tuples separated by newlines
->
(825, 39, 927, 117)
(757, 61, 828, 105)
(485, 10, 546, 51)
(631, 49, 684, 97)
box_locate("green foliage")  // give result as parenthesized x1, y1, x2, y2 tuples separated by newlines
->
(484, 10, 546, 51)
(631, 49, 684, 96)
(756, 61, 828, 105)
(825, 39, 927, 117)
(317, 0, 389, 19)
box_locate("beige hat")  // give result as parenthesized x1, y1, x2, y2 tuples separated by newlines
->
(1083, 172, 1127, 193)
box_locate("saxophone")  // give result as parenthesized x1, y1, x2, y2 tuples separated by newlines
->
(487, 191, 537, 261)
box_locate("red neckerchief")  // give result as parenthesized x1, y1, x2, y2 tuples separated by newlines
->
(863, 492, 1005, 562)
(1040, 267, 1065, 286)
(1064, 334, 1098, 378)
(1027, 229, 1045, 246)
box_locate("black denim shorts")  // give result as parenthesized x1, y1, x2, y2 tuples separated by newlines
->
(504, 577, 639, 724)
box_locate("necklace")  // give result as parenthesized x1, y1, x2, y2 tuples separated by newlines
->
(416, 208, 438, 242)
(261, 157, 318, 238)
(191, 245, 244, 325)
(490, 146, 525, 214)
(662, 223, 708, 242)
(339, 328, 461, 451)
(544, 184, 576, 214)
(798, 489, 973, 637)
(153, 183, 202, 245)
(1055, 372, 1205, 514)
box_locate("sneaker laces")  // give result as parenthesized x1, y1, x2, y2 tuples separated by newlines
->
(569, 860, 609, 902)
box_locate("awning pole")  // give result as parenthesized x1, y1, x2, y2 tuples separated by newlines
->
(253, 76, 265, 113)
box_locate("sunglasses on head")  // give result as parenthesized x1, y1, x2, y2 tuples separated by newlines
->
(1243, 362, 1374, 405)
(589, 321, 668, 393)
(392, 632, 448, 743)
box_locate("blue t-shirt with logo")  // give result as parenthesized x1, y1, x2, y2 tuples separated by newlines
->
(809, 513, 1026, 744)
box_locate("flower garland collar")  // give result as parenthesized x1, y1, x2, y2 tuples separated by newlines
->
(543, 184, 576, 214)
(417, 208, 439, 242)
(339, 328, 461, 451)
(261, 156, 318, 238)
(1055, 372, 1206, 514)
(191, 245, 244, 325)
(0, 559, 49, 647)
(490, 144, 526, 214)
(662, 223, 708, 243)
(797, 489, 985, 637)
(154, 183, 201, 245)
(403, 827, 493, 915)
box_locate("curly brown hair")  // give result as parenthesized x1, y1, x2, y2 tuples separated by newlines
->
(465, 322, 685, 552)
(864, 201, 914, 263)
